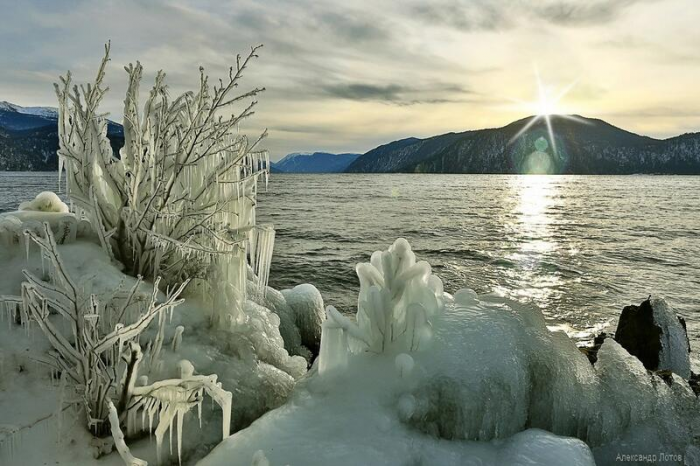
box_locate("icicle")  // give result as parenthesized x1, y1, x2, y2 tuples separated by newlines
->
(197, 398, 202, 429)
(57, 155, 64, 193)
(176, 408, 184, 465)
(171, 326, 184, 351)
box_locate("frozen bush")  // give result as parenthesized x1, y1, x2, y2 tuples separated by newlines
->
(318, 238, 444, 374)
(55, 43, 273, 328)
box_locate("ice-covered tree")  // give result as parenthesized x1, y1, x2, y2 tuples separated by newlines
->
(55, 42, 274, 326)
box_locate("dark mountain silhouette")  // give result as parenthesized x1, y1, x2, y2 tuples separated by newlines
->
(346, 115, 700, 174)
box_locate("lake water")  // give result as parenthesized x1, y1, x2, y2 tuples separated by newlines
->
(2, 172, 699, 363)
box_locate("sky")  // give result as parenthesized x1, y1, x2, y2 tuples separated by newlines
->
(1, 0, 699, 161)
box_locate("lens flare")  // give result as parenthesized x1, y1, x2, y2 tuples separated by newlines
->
(507, 68, 589, 159)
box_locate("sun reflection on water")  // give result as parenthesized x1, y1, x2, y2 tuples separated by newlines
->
(505, 175, 563, 310)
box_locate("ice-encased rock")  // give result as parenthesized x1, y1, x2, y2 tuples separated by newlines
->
(615, 297, 691, 378)
(281, 284, 324, 356)
(246, 268, 324, 361)
(0, 210, 93, 250)
(402, 291, 699, 465)
(18, 192, 68, 213)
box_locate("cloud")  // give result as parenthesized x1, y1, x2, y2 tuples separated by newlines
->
(318, 82, 471, 105)
(533, 0, 654, 26)
(597, 35, 700, 65)
(322, 83, 405, 102)
(412, 1, 509, 31)
(317, 11, 390, 42)
(411, 0, 655, 30)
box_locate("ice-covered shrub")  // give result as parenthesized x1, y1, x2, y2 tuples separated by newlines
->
(55, 43, 272, 326)
(3, 223, 233, 465)
(14, 223, 184, 432)
(318, 238, 443, 374)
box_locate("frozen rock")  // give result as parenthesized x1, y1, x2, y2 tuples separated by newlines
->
(0, 211, 84, 247)
(232, 300, 308, 381)
(615, 297, 691, 378)
(246, 269, 320, 361)
(281, 284, 324, 356)
(18, 192, 68, 213)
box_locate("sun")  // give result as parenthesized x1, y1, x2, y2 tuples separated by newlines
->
(536, 84, 558, 116)
(508, 68, 586, 156)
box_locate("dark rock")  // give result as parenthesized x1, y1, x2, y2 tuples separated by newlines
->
(614, 298, 662, 371)
(690, 372, 700, 397)
(678, 315, 692, 354)
(579, 332, 608, 365)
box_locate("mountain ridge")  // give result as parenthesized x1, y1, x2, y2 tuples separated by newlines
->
(0, 100, 123, 170)
(273, 151, 360, 173)
(345, 115, 700, 174)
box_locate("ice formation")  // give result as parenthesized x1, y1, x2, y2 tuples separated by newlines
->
(200, 239, 699, 466)
(108, 400, 146, 466)
(281, 284, 325, 355)
(18, 192, 69, 214)
(318, 238, 443, 374)
(248, 224, 276, 294)
(246, 270, 325, 360)
(125, 366, 233, 465)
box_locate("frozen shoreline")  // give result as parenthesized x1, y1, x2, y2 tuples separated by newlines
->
(1, 214, 698, 465)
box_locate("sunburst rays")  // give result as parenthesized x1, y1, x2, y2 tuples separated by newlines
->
(507, 69, 589, 155)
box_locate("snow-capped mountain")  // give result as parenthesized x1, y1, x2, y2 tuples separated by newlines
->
(272, 152, 361, 173)
(0, 101, 59, 131)
(0, 100, 123, 170)
(346, 115, 700, 174)
(0, 101, 58, 118)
